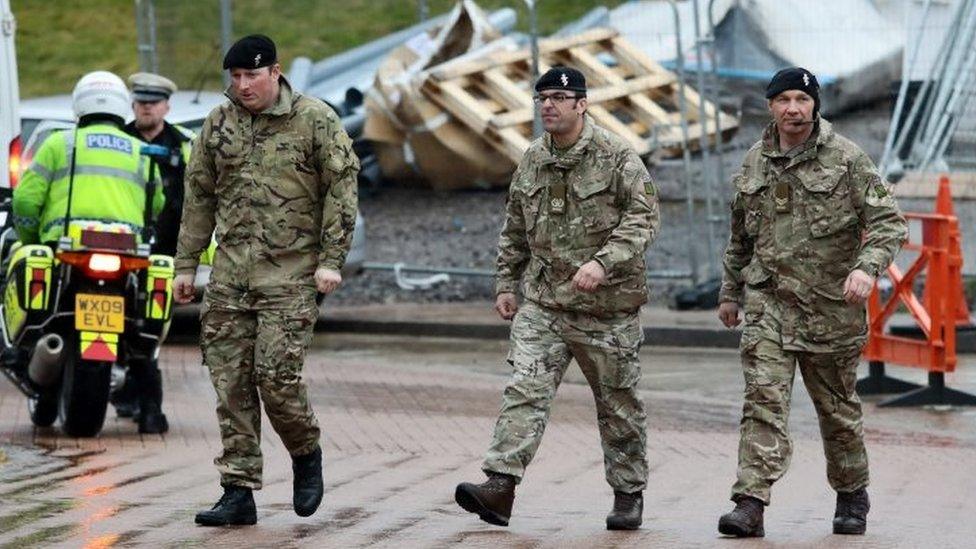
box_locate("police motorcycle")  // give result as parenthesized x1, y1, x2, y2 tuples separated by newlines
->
(0, 144, 175, 437)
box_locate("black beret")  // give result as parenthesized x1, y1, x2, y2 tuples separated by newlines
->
(535, 66, 587, 94)
(223, 34, 277, 70)
(766, 67, 820, 112)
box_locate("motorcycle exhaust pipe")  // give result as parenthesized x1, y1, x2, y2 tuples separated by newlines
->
(28, 334, 65, 387)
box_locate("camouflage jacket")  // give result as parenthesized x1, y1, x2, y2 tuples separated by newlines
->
(174, 78, 359, 290)
(496, 116, 660, 317)
(720, 119, 907, 350)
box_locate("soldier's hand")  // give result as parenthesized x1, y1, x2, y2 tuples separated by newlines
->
(495, 292, 519, 320)
(315, 267, 342, 295)
(718, 301, 741, 328)
(572, 260, 606, 293)
(843, 269, 875, 304)
(173, 273, 196, 304)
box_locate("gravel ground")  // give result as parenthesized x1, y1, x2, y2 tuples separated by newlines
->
(331, 99, 895, 307)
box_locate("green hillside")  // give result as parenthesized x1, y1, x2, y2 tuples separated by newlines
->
(12, 0, 627, 98)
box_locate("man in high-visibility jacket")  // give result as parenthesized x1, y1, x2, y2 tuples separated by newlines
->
(14, 71, 164, 245)
(13, 70, 167, 433)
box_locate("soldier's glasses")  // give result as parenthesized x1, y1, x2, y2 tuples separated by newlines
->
(533, 93, 580, 105)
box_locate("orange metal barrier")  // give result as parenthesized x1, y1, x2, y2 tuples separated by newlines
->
(857, 175, 976, 407)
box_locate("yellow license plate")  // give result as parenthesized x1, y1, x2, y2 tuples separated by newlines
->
(75, 294, 125, 333)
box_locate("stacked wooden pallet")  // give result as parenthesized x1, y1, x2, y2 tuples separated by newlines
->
(421, 28, 737, 163)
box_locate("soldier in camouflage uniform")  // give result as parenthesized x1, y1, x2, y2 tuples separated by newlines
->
(717, 68, 907, 538)
(171, 35, 359, 526)
(454, 67, 659, 531)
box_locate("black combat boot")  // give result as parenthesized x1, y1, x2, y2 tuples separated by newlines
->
(718, 495, 765, 537)
(292, 446, 324, 517)
(606, 490, 643, 530)
(137, 405, 169, 434)
(833, 488, 869, 535)
(455, 473, 516, 526)
(194, 486, 257, 526)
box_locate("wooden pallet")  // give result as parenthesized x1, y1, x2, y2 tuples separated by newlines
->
(421, 27, 738, 163)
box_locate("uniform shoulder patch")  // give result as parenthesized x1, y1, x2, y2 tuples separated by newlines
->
(865, 175, 896, 207)
(643, 175, 656, 197)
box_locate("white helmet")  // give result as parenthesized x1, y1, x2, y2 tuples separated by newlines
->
(72, 71, 130, 121)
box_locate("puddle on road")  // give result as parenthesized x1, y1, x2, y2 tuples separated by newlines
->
(0, 445, 155, 547)
(0, 445, 73, 484)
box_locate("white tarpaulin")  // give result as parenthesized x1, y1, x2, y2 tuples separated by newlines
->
(610, 0, 905, 113)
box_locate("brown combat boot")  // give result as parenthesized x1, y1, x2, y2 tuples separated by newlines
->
(718, 495, 765, 537)
(454, 472, 516, 526)
(833, 488, 869, 535)
(606, 491, 643, 530)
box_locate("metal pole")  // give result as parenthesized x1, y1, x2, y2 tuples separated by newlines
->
(915, 0, 976, 156)
(527, 0, 542, 138)
(147, 0, 158, 73)
(707, 0, 726, 198)
(135, 0, 150, 72)
(691, 0, 716, 279)
(927, 68, 976, 170)
(921, 41, 976, 169)
(667, 0, 700, 285)
(220, 0, 233, 88)
(418, 0, 429, 23)
(879, 0, 933, 175)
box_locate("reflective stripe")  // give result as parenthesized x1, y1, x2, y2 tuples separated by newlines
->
(63, 130, 75, 166)
(70, 165, 147, 188)
(27, 162, 54, 182)
(13, 215, 39, 228)
(138, 154, 148, 187)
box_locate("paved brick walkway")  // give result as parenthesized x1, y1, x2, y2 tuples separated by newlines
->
(2, 333, 975, 547)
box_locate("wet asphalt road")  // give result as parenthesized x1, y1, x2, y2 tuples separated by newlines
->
(2, 330, 976, 548)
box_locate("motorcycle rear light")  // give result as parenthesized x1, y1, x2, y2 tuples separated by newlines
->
(58, 251, 151, 280)
(89, 254, 121, 273)
(8, 136, 22, 188)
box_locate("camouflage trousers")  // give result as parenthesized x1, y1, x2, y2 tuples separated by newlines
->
(201, 282, 321, 489)
(482, 301, 648, 493)
(732, 322, 869, 504)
